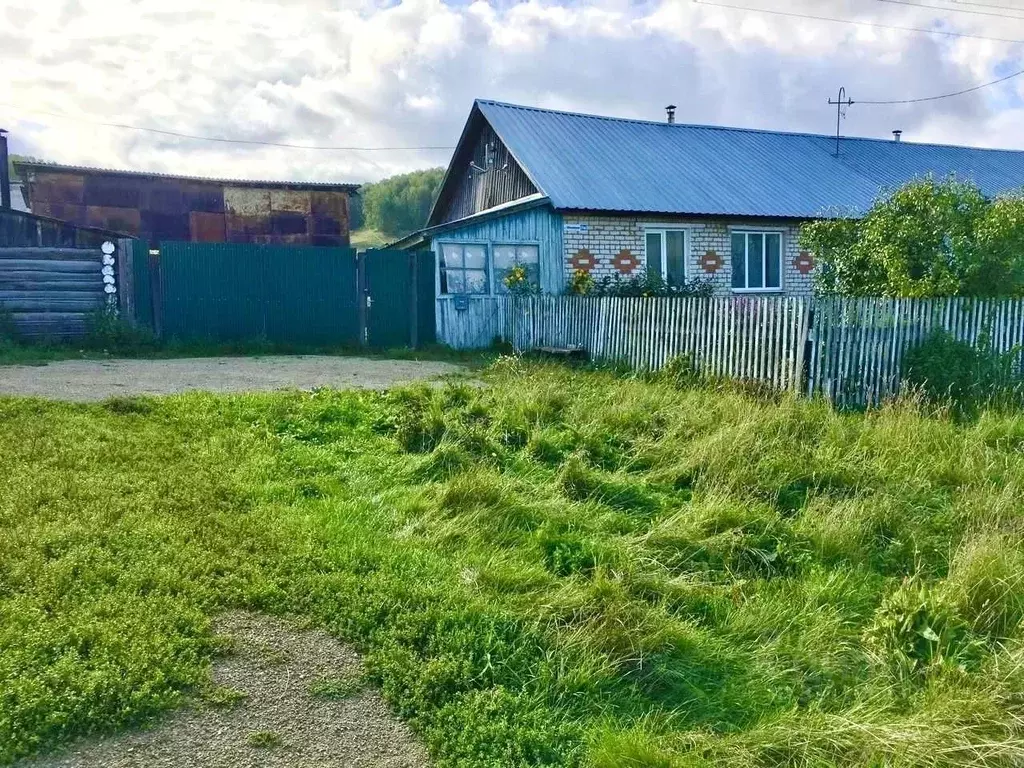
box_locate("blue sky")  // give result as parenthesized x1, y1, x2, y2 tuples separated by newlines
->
(2, 0, 1024, 184)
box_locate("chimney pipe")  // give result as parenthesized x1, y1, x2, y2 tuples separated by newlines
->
(665, 104, 677, 124)
(892, 130, 903, 143)
(0, 129, 10, 211)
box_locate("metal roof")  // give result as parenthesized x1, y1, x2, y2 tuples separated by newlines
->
(475, 100, 1024, 218)
(13, 161, 360, 192)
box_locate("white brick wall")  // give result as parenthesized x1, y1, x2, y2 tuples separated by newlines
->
(562, 214, 815, 297)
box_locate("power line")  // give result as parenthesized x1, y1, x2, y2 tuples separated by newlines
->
(877, 0, 1024, 19)
(693, 0, 1024, 42)
(1, 103, 456, 152)
(857, 65, 1024, 103)
(951, 0, 1024, 11)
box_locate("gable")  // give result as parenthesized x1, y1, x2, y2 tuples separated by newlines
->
(430, 113, 537, 225)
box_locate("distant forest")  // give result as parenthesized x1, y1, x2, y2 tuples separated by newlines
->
(352, 167, 444, 238)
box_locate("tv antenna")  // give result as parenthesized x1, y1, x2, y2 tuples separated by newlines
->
(828, 87, 854, 156)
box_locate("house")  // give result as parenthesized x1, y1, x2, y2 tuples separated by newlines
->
(398, 99, 1024, 300)
(14, 162, 359, 247)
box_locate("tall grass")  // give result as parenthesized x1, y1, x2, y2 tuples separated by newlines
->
(2, 360, 1024, 765)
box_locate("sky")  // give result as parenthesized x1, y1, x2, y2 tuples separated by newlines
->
(3, 0, 1024, 184)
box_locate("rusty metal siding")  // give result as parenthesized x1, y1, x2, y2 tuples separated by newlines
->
(20, 168, 352, 247)
(440, 123, 537, 224)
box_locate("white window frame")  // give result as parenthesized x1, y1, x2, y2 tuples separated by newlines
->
(436, 240, 490, 296)
(729, 227, 785, 293)
(643, 226, 690, 283)
(491, 240, 541, 294)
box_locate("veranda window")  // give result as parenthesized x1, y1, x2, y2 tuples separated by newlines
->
(439, 243, 488, 295)
(493, 244, 540, 293)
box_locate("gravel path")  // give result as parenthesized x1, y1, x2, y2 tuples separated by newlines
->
(20, 612, 430, 768)
(0, 356, 463, 401)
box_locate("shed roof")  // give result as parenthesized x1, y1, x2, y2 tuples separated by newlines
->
(474, 99, 1024, 218)
(14, 161, 360, 193)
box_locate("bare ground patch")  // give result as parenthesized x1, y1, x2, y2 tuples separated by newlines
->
(0, 356, 464, 401)
(19, 612, 429, 768)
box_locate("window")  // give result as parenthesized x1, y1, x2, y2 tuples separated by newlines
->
(731, 231, 782, 291)
(439, 243, 488, 295)
(493, 244, 539, 293)
(644, 229, 687, 285)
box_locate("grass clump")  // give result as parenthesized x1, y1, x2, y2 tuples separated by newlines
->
(310, 673, 366, 700)
(3, 362, 1024, 766)
(246, 730, 284, 748)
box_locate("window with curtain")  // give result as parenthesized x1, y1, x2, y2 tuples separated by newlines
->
(731, 231, 782, 291)
(439, 243, 488, 295)
(493, 244, 540, 293)
(644, 229, 687, 284)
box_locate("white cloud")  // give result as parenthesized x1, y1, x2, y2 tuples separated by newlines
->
(3, 0, 1024, 184)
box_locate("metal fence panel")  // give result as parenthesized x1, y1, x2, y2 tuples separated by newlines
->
(158, 242, 359, 345)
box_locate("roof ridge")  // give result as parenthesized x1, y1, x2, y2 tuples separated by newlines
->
(474, 98, 1024, 154)
(12, 160, 360, 189)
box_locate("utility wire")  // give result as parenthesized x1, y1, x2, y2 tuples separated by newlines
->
(693, 0, 1024, 42)
(951, 0, 1024, 11)
(877, 0, 1024, 19)
(856, 65, 1024, 103)
(1, 103, 456, 152)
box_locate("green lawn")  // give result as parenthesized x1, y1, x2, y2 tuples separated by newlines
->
(350, 227, 391, 250)
(2, 362, 1024, 766)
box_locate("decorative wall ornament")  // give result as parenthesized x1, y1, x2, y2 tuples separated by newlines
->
(794, 251, 816, 275)
(700, 250, 723, 273)
(612, 249, 641, 275)
(569, 248, 597, 272)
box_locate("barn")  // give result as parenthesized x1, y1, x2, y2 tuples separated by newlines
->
(14, 162, 358, 248)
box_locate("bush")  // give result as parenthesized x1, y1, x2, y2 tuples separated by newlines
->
(801, 177, 1024, 297)
(904, 329, 1022, 412)
(576, 269, 714, 298)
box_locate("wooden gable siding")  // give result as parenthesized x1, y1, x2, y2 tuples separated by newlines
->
(440, 124, 537, 224)
(432, 205, 564, 295)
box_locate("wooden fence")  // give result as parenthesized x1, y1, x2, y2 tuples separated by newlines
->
(809, 297, 1024, 406)
(437, 296, 1024, 406)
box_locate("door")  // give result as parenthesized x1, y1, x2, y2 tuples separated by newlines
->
(361, 249, 435, 348)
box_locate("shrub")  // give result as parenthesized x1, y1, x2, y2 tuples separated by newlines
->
(84, 307, 157, 352)
(904, 329, 1022, 412)
(587, 270, 715, 298)
(801, 177, 1024, 297)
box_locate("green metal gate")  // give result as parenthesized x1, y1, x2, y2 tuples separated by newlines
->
(362, 249, 435, 349)
(158, 242, 360, 345)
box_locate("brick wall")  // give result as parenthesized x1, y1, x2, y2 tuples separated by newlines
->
(563, 214, 815, 296)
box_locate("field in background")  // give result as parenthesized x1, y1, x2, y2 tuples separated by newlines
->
(2, 362, 1024, 766)
(350, 227, 390, 249)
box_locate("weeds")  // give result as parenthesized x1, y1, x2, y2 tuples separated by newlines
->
(2, 362, 1024, 766)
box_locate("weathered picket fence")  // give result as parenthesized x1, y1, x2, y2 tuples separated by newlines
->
(437, 295, 1024, 406)
(809, 297, 1024, 406)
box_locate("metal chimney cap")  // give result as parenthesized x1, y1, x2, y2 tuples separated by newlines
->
(892, 129, 903, 142)
(665, 105, 677, 124)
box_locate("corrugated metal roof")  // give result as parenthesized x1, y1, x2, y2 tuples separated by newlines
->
(475, 100, 1024, 218)
(13, 161, 360, 192)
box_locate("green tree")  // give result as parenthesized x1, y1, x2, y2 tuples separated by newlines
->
(800, 177, 1024, 297)
(362, 168, 444, 238)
